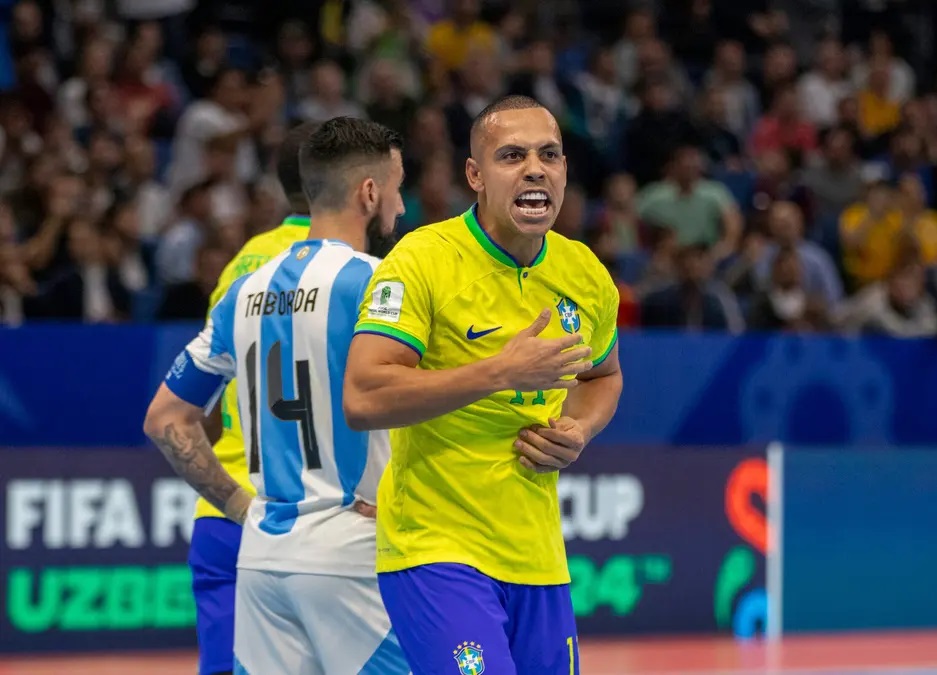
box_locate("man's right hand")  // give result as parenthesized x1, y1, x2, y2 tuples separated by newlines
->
(493, 309, 592, 392)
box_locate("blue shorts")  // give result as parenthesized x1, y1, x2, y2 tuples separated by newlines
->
(189, 517, 242, 675)
(378, 563, 579, 675)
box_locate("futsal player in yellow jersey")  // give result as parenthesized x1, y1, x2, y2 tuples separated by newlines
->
(188, 122, 320, 675)
(345, 96, 623, 675)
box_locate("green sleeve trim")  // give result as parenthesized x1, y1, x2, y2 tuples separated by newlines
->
(354, 322, 427, 357)
(592, 328, 618, 367)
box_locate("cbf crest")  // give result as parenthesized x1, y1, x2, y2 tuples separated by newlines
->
(556, 297, 581, 333)
(453, 641, 485, 675)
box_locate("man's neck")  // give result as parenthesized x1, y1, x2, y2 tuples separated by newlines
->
(306, 209, 367, 253)
(476, 205, 543, 266)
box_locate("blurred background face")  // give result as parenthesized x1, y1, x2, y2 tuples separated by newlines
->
(889, 263, 924, 308)
(671, 147, 702, 186)
(213, 70, 246, 110)
(717, 42, 745, 78)
(825, 129, 854, 165)
(868, 62, 890, 96)
(112, 202, 140, 240)
(677, 246, 711, 285)
(769, 202, 803, 246)
(279, 22, 312, 66)
(67, 219, 101, 264)
(772, 250, 802, 290)
(369, 60, 402, 103)
(703, 86, 728, 124)
(527, 41, 554, 76)
(817, 40, 844, 78)
(313, 62, 345, 102)
(773, 88, 799, 119)
(605, 173, 636, 209)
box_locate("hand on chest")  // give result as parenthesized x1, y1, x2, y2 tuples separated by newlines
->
(425, 269, 594, 365)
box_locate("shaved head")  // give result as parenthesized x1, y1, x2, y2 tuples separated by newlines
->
(470, 95, 548, 158)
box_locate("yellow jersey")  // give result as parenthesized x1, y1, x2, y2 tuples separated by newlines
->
(355, 207, 619, 585)
(194, 215, 311, 520)
(840, 205, 937, 286)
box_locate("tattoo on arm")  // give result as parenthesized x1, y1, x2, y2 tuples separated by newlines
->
(150, 422, 241, 514)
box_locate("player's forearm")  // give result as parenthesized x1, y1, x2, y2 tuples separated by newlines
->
(344, 359, 506, 431)
(562, 371, 623, 443)
(144, 398, 250, 522)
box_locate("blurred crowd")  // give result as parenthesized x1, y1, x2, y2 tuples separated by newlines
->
(2, 0, 937, 337)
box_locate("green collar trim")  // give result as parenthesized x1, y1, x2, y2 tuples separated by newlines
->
(282, 214, 311, 227)
(462, 205, 547, 268)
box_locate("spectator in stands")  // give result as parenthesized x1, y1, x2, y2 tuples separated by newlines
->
(625, 78, 697, 187)
(444, 47, 502, 157)
(0, 242, 34, 325)
(424, 0, 495, 73)
(572, 46, 630, 154)
(122, 135, 171, 240)
(839, 176, 937, 288)
(298, 59, 365, 124)
(155, 180, 214, 285)
(664, 0, 720, 81)
(633, 225, 679, 296)
(399, 152, 469, 236)
(754, 201, 843, 307)
(403, 104, 452, 187)
(834, 255, 937, 337)
(180, 26, 228, 101)
(857, 60, 901, 141)
(613, 6, 657, 92)
(25, 216, 131, 322)
(852, 29, 915, 105)
(756, 42, 798, 110)
(640, 243, 745, 332)
(801, 126, 864, 226)
(747, 149, 814, 228)
(592, 173, 642, 259)
(696, 85, 743, 167)
(364, 59, 418, 137)
(157, 238, 228, 320)
(57, 37, 115, 133)
(101, 199, 153, 305)
(638, 145, 742, 260)
(507, 39, 571, 125)
(748, 246, 830, 332)
(749, 84, 818, 160)
(203, 133, 250, 227)
(277, 20, 316, 111)
(167, 68, 264, 193)
(636, 39, 694, 109)
(867, 127, 935, 206)
(798, 38, 852, 130)
(705, 40, 760, 141)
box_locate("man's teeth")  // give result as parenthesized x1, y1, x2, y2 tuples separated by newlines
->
(518, 192, 548, 201)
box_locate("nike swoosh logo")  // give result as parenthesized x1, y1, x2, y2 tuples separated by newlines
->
(466, 325, 502, 340)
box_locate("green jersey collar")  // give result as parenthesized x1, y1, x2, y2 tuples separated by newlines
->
(463, 205, 547, 268)
(282, 214, 311, 227)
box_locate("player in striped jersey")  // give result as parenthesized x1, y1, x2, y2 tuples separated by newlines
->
(187, 120, 320, 675)
(144, 118, 409, 675)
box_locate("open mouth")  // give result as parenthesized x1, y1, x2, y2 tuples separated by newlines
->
(513, 190, 551, 218)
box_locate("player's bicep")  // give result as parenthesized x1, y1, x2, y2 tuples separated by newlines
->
(346, 333, 420, 385)
(580, 337, 619, 380)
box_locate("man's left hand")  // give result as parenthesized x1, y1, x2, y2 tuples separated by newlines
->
(515, 417, 587, 473)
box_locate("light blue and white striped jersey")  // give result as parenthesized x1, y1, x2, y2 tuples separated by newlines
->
(165, 239, 389, 577)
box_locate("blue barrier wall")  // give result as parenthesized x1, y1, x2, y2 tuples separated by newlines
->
(780, 447, 937, 633)
(2, 325, 937, 447)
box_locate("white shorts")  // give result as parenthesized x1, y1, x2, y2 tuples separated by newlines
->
(233, 569, 409, 675)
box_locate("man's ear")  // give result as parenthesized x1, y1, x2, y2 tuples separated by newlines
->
(465, 157, 483, 194)
(359, 177, 379, 216)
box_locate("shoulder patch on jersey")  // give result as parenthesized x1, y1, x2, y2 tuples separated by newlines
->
(368, 280, 405, 322)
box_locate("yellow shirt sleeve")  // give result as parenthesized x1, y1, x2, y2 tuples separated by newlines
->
(355, 236, 434, 358)
(589, 261, 620, 367)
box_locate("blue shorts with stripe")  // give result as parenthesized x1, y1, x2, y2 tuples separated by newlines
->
(188, 517, 241, 675)
(378, 563, 579, 675)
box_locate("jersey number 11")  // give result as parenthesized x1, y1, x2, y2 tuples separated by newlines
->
(245, 340, 322, 474)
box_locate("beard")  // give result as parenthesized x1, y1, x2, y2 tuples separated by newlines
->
(365, 213, 398, 258)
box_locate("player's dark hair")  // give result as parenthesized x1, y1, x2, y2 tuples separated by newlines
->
(277, 121, 321, 214)
(298, 117, 402, 212)
(470, 95, 545, 145)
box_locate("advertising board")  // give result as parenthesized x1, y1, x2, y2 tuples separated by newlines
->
(1, 445, 767, 653)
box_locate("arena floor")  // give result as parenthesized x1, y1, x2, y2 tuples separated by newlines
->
(2, 631, 936, 674)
